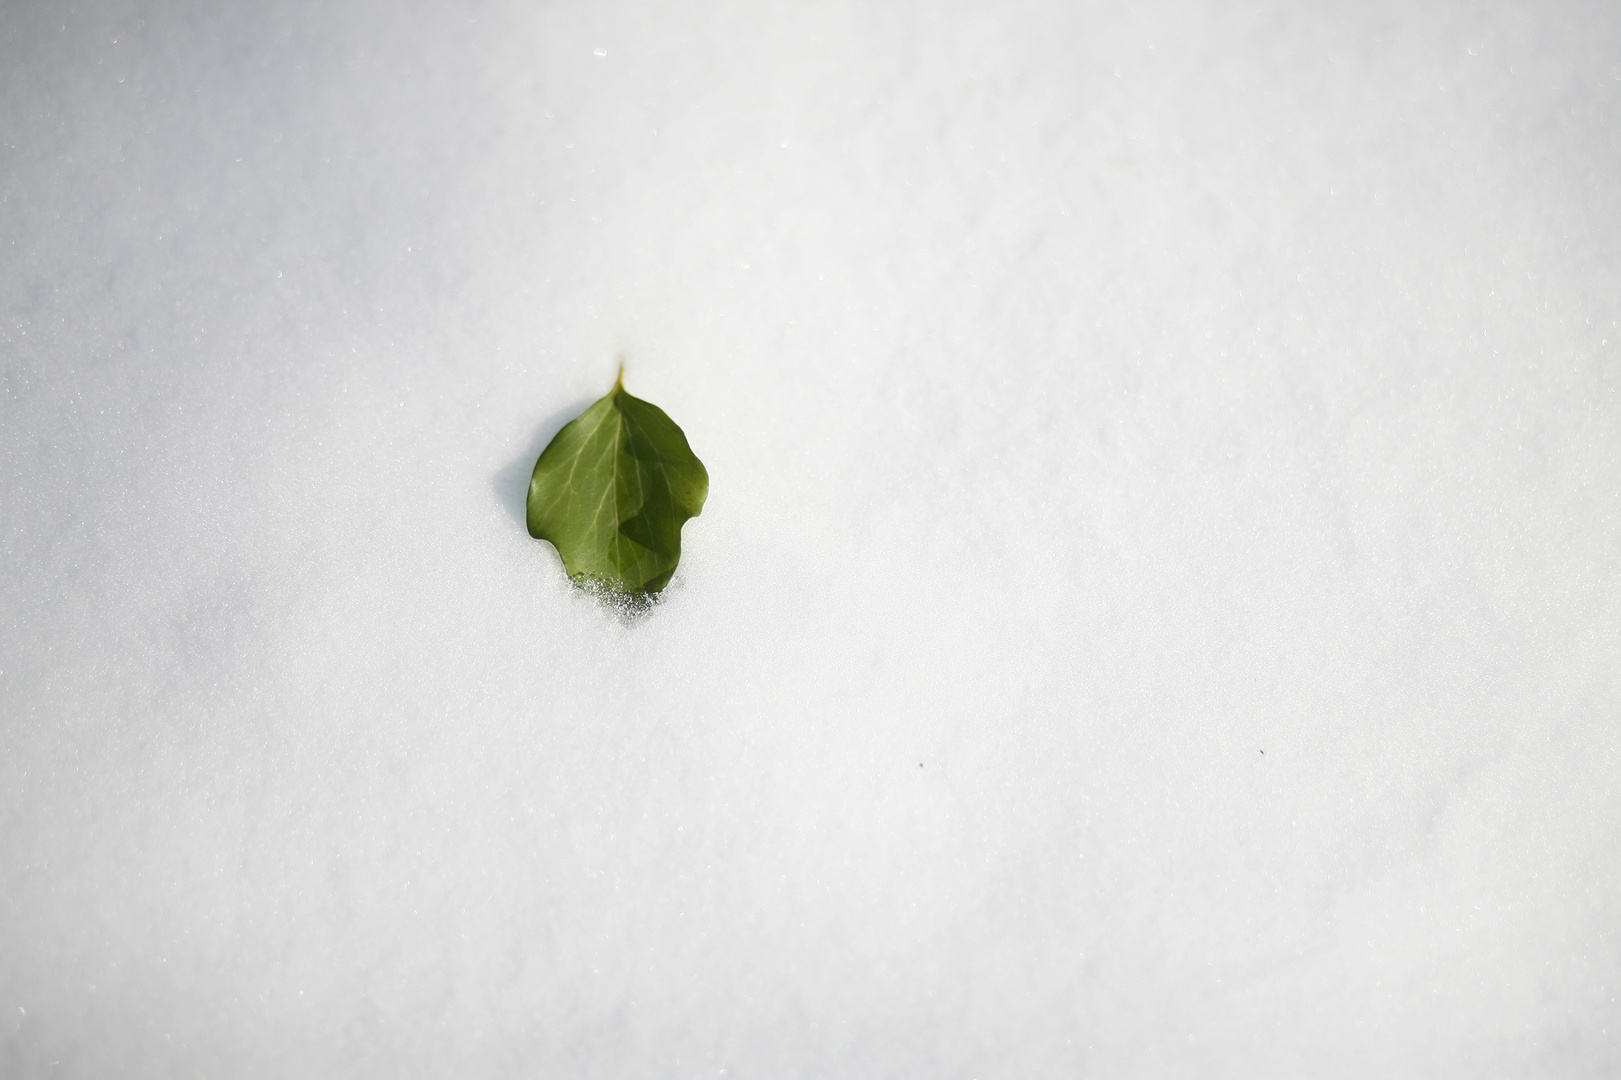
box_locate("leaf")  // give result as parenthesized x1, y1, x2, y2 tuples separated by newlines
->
(526, 369, 708, 595)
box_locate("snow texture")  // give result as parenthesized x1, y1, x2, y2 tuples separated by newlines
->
(2, 0, 1618, 1076)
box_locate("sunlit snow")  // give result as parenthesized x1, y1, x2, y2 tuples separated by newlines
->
(2, 0, 1617, 1076)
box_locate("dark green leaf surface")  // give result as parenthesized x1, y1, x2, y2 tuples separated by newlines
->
(527, 372, 708, 594)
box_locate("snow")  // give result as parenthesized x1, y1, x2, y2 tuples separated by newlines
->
(2, 0, 1618, 1075)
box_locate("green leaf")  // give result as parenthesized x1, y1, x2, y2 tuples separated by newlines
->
(526, 369, 708, 595)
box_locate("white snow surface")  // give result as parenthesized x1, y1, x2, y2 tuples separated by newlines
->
(2, 0, 1619, 1075)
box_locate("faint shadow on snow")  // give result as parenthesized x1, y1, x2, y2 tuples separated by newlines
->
(491, 396, 598, 529)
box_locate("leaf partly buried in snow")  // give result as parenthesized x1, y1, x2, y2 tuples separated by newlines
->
(526, 370, 708, 595)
